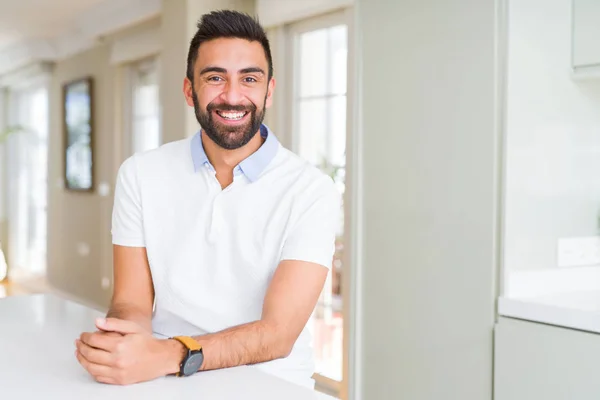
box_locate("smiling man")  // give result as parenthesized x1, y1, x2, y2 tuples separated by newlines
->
(74, 10, 341, 389)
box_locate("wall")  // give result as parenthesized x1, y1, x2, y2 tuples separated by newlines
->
(257, 0, 353, 27)
(47, 17, 161, 308)
(356, 0, 498, 399)
(160, 0, 189, 144)
(504, 0, 600, 272)
(48, 43, 115, 308)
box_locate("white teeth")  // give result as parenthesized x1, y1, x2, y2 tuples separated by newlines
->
(218, 111, 246, 120)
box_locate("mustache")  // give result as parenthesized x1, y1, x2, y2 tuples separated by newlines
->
(207, 102, 256, 113)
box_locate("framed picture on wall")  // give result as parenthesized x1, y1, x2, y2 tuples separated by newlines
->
(63, 77, 94, 192)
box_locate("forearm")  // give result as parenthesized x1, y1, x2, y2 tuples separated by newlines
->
(106, 302, 152, 333)
(192, 320, 292, 371)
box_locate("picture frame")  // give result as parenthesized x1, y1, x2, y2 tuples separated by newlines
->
(63, 77, 94, 192)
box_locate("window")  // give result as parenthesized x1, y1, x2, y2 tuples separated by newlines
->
(289, 11, 350, 385)
(130, 57, 161, 154)
(5, 85, 49, 279)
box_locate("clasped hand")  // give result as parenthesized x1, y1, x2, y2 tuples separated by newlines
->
(75, 318, 175, 385)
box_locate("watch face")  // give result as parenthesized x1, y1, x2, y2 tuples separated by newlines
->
(183, 352, 204, 376)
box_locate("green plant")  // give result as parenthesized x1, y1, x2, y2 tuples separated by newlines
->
(0, 125, 26, 143)
(318, 157, 344, 182)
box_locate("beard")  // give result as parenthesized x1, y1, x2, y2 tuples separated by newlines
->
(192, 90, 266, 150)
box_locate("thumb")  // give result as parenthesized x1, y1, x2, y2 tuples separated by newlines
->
(96, 317, 143, 334)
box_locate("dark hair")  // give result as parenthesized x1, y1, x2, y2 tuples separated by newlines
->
(186, 10, 273, 83)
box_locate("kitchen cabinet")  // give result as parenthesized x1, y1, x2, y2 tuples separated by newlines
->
(495, 317, 600, 400)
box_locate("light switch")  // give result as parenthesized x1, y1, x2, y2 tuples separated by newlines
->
(77, 242, 90, 257)
(98, 182, 110, 197)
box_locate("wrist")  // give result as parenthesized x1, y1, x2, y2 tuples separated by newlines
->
(162, 339, 186, 376)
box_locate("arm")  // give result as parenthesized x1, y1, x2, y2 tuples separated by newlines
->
(164, 179, 342, 372)
(80, 259, 329, 383)
(105, 156, 154, 332)
(106, 245, 154, 333)
(178, 260, 328, 371)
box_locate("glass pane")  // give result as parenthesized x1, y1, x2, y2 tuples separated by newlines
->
(132, 58, 161, 154)
(329, 25, 348, 96)
(294, 21, 349, 385)
(310, 304, 343, 382)
(133, 116, 160, 154)
(328, 96, 346, 168)
(297, 98, 327, 165)
(299, 29, 327, 98)
(134, 85, 159, 117)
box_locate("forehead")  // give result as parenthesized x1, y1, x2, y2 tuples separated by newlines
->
(195, 38, 268, 71)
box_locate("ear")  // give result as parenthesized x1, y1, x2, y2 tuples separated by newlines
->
(183, 77, 195, 107)
(265, 77, 276, 109)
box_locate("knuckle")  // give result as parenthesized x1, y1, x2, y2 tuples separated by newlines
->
(114, 357, 127, 369)
(115, 340, 125, 353)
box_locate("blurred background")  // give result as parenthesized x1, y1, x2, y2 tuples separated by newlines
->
(2, 0, 600, 399)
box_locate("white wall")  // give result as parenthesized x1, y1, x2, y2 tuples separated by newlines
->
(356, 0, 497, 398)
(257, 0, 352, 27)
(504, 0, 600, 272)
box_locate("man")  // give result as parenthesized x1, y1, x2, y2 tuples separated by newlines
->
(74, 10, 341, 389)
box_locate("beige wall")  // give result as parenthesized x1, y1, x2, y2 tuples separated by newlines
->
(47, 17, 160, 307)
(356, 0, 498, 398)
(160, 0, 189, 144)
(48, 43, 115, 308)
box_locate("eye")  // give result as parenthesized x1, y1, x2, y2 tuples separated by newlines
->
(208, 76, 224, 82)
(243, 77, 257, 83)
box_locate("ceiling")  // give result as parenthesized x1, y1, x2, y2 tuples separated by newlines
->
(0, 0, 161, 76)
(0, 0, 107, 51)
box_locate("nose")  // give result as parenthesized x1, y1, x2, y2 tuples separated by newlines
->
(220, 79, 244, 105)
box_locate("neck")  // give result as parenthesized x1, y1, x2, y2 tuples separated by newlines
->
(201, 129, 264, 171)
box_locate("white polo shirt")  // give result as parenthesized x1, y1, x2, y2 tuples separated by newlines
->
(111, 125, 341, 388)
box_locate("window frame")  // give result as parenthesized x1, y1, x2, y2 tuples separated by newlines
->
(285, 8, 355, 398)
(122, 55, 162, 158)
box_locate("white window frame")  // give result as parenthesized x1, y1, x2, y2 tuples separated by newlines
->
(285, 8, 355, 398)
(2, 69, 51, 281)
(121, 55, 162, 158)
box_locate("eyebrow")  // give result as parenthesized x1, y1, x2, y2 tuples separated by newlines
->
(199, 66, 266, 76)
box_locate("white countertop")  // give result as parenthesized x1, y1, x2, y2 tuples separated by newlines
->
(498, 290, 600, 334)
(0, 294, 335, 400)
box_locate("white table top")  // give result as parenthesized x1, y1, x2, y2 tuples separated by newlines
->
(499, 290, 600, 334)
(0, 294, 335, 400)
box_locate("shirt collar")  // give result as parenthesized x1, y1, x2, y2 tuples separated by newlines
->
(190, 124, 279, 182)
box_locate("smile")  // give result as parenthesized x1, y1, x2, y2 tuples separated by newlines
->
(215, 110, 249, 121)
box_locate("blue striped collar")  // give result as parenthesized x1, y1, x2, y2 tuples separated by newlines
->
(190, 124, 279, 182)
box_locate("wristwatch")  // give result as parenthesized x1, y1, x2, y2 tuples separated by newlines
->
(171, 336, 204, 377)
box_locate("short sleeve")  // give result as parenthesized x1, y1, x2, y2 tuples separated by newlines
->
(280, 180, 342, 269)
(111, 156, 145, 247)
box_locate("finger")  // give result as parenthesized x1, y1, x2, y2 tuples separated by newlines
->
(76, 349, 115, 378)
(96, 318, 142, 335)
(95, 376, 117, 385)
(80, 332, 119, 352)
(76, 339, 115, 366)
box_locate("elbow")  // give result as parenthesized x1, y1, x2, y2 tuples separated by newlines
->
(265, 322, 295, 359)
(274, 333, 297, 360)
(277, 341, 294, 359)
